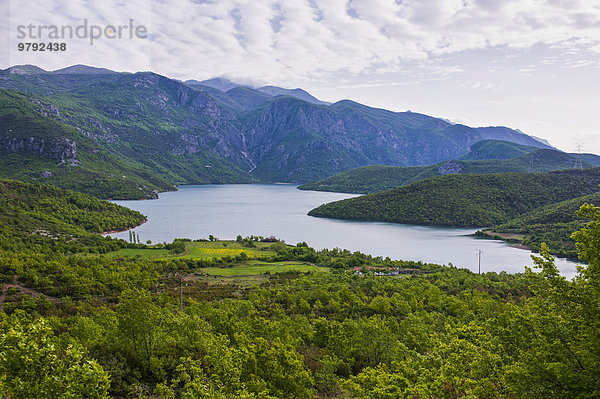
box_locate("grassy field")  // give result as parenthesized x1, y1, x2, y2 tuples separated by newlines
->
(105, 242, 326, 279)
(184, 241, 276, 259)
(199, 261, 328, 276)
(106, 240, 277, 260)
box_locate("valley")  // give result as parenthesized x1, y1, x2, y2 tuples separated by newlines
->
(4, 0, 600, 392)
(1, 65, 552, 199)
(0, 176, 599, 398)
(1, 64, 600, 399)
(108, 184, 579, 276)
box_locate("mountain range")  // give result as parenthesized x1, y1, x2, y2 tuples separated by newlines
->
(0, 64, 568, 198)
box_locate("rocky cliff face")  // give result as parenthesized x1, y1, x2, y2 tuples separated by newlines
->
(0, 136, 77, 161)
(438, 160, 464, 175)
(238, 98, 488, 181)
(27, 72, 253, 174)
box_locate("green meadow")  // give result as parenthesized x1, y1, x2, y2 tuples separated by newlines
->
(106, 240, 277, 260)
(199, 260, 328, 276)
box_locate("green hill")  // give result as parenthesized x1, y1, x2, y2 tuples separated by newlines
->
(0, 179, 145, 253)
(460, 139, 538, 160)
(483, 191, 600, 258)
(299, 146, 600, 194)
(308, 168, 600, 227)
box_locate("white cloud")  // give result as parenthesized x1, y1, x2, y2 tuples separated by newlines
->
(7, 0, 600, 81)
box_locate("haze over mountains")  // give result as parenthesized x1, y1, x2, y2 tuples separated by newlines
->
(0, 64, 581, 198)
(187, 77, 329, 106)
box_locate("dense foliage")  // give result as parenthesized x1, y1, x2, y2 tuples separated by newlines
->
(1, 172, 600, 398)
(483, 192, 600, 258)
(309, 169, 600, 227)
(0, 179, 145, 253)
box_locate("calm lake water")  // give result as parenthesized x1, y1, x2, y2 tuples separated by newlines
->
(110, 184, 580, 278)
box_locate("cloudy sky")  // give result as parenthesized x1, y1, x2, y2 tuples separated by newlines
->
(3, 0, 600, 153)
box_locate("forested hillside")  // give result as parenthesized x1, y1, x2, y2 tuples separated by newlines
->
(298, 164, 432, 194)
(482, 191, 600, 258)
(300, 142, 600, 194)
(459, 139, 539, 160)
(0, 179, 145, 253)
(308, 169, 600, 227)
(1, 177, 600, 398)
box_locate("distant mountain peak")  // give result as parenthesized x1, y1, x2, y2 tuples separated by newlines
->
(189, 77, 329, 108)
(475, 127, 553, 149)
(192, 77, 249, 92)
(0, 63, 578, 186)
(257, 86, 329, 105)
(5, 65, 47, 75)
(51, 65, 119, 75)
(224, 86, 273, 110)
(188, 78, 329, 106)
(5, 64, 122, 76)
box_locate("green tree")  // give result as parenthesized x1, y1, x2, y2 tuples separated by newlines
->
(0, 316, 110, 399)
(572, 203, 600, 279)
(170, 240, 186, 254)
(241, 336, 314, 399)
(155, 357, 253, 399)
(116, 289, 163, 369)
(505, 203, 600, 397)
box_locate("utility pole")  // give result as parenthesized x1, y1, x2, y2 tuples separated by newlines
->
(476, 249, 483, 275)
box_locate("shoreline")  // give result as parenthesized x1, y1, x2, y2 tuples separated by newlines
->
(101, 219, 147, 236)
(475, 230, 532, 251)
(476, 230, 582, 262)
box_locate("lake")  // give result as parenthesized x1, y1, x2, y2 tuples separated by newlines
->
(110, 184, 580, 278)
